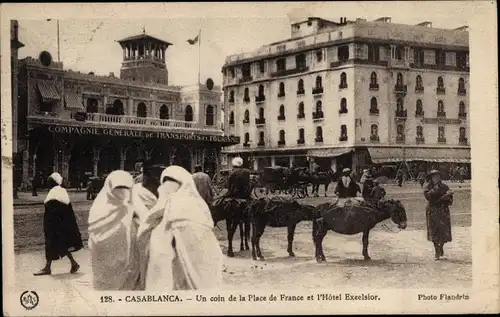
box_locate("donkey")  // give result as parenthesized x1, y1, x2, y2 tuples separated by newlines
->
(246, 197, 317, 261)
(211, 197, 251, 257)
(313, 199, 407, 262)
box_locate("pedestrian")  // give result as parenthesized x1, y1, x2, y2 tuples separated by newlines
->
(424, 170, 454, 260)
(369, 179, 386, 206)
(192, 164, 215, 207)
(227, 157, 251, 200)
(131, 160, 162, 221)
(360, 169, 369, 185)
(417, 171, 426, 188)
(33, 172, 83, 276)
(88, 170, 139, 290)
(396, 170, 404, 187)
(32, 171, 40, 196)
(362, 173, 374, 201)
(138, 166, 223, 290)
(334, 168, 360, 199)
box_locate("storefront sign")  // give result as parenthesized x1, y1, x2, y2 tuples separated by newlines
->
(47, 125, 240, 144)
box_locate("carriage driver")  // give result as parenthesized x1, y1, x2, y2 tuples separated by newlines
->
(227, 157, 252, 200)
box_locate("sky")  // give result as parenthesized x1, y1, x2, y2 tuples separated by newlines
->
(15, 2, 475, 87)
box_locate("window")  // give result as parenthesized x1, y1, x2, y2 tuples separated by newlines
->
(338, 45, 349, 61)
(445, 52, 456, 66)
(339, 72, 347, 88)
(107, 99, 125, 115)
(278, 82, 285, 97)
(414, 48, 424, 66)
(458, 77, 466, 93)
(258, 107, 265, 119)
(435, 49, 446, 66)
(205, 105, 214, 126)
(340, 98, 348, 114)
(137, 102, 147, 118)
(278, 105, 285, 119)
(242, 63, 251, 78)
(459, 127, 466, 139)
(370, 97, 378, 114)
(371, 124, 378, 136)
(396, 72, 404, 87)
(415, 75, 423, 90)
(258, 84, 265, 97)
(397, 124, 405, 136)
(244, 109, 250, 122)
(459, 101, 466, 116)
(229, 111, 235, 124)
(340, 124, 348, 141)
(416, 126, 423, 137)
(297, 79, 305, 94)
(368, 44, 380, 61)
(185, 105, 193, 121)
(229, 67, 235, 78)
(298, 128, 305, 141)
(438, 126, 445, 141)
(276, 58, 286, 72)
(244, 88, 250, 102)
(395, 46, 404, 60)
(315, 126, 323, 141)
(229, 90, 235, 102)
(396, 98, 404, 112)
(315, 100, 323, 117)
(279, 130, 286, 142)
(423, 50, 436, 65)
(456, 51, 468, 69)
(370, 72, 378, 85)
(258, 131, 265, 144)
(416, 99, 424, 116)
(295, 54, 306, 69)
(437, 76, 444, 88)
(159, 104, 169, 119)
(315, 76, 323, 89)
(316, 50, 323, 62)
(259, 60, 265, 73)
(298, 102, 305, 118)
(244, 133, 250, 143)
(86, 98, 98, 113)
(438, 100, 445, 114)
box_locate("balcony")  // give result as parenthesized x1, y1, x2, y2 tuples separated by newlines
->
(416, 137, 425, 144)
(438, 137, 447, 144)
(312, 111, 324, 120)
(338, 84, 348, 89)
(243, 142, 250, 147)
(369, 83, 379, 91)
(415, 86, 424, 93)
(312, 87, 324, 95)
(339, 135, 348, 142)
(271, 66, 309, 77)
(394, 85, 407, 96)
(415, 110, 425, 117)
(277, 92, 286, 98)
(297, 139, 305, 145)
(458, 88, 467, 96)
(387, 59, 410, 69)
(228, 98, 235, 104)
(239, 76, 253, 84)
(315, 137, 324, 143)
(369, 108, 380, 115)
(242, 119, 250, 124)
(370, 135, 380, 143)
(459, 137, 468, 145)
(297, 89, 305, 96)
(277, 115, 286, 121)
(297, 113, 305, 119)
(278, 140, 286, 146)
(437, 111, 447, 118)
(395, 109, 408, 119)
(339, 108, 348, 115)
(458, 112, 467, 119)
(243, 97, 250, 103)
(255, 118, 266, 126)
(396, 135, 406, 144)
(257, 141, 265, 146)
(436, 87, 446, 94)
(255, 95, 266, 104)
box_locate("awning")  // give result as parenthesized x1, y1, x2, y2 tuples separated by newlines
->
(368, 147, 471, 164)
(64, 91, 83, 109)
(308, 147, 353, 158)
(37, 81, 60, 102)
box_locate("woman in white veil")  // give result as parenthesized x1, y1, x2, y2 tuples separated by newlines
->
(137, 165, 223, 290)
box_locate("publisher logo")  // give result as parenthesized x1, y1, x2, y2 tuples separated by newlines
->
(20, 291, 39, 310)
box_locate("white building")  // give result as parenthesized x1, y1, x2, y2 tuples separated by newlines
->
(221, 17, 470, 172)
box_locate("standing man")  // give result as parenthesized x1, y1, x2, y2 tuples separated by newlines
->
(334, 168, 360, 198)
(192, 164, 215, 207)
(32, 170, 41, 196)
(227, 157, 251, 199)
(369, 179, 386, 206)
(361, 173, 374, 201)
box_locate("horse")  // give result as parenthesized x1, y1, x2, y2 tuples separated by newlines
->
(245, 197, 317, 261)
(312, 199, 407, 262)
(211, 197, 251, 257)
(309, 170, 337, 197)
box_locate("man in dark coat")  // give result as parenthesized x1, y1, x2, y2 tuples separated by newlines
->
(34, 172, 83, 276)
(227, 157, 251, 199)
(361, 173, 374, 201)
(192, 164, 215, 207)
(32, 171, 41, 196)
(369, 179, 386, 206)
(334, 168, 360, 198)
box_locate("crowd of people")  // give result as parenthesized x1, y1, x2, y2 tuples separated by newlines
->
(32, 157, 456, 287)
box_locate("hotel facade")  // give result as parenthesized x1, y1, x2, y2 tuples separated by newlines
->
(12, 22, 238, 189)
(221, 17, 470, 172)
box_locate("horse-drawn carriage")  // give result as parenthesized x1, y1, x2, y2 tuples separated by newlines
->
(252, 166, 308, 198)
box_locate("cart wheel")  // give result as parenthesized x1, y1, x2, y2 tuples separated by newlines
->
(253, 187, 265, 198)
(297, 186, 307, 199)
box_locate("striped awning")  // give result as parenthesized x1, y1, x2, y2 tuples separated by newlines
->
(37, 81, 60, 102)
(308, 147, 353, 158)
(368, 147, 471, 164)
(64, 91, 83, 109)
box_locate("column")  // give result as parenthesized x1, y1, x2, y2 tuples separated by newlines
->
(270, 156, 276, 167)
(189, 147, 195, 172)
(122, 47, 126, 59)
(289, 156, 295, 168)
(253, 159, 258, 171)
(148, 42, 152, 58)
(60, 139, 73, 187)
(390, 45, 396, 59)
(119, 146, 128, 170)
(92, 145, 101, 176)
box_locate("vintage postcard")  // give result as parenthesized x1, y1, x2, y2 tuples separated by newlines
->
(1, 1, 498, 315)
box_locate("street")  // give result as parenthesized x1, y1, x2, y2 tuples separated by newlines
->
(12, 181, 471, 294)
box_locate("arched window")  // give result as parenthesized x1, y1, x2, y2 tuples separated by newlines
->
(259, 131, 265, 144)
(279, 130, 286, 142)
(279, 105, 285, 117)
(370, 72, 377, 85)
(244, 88, 250, 101)
(229, 111, 235, 124)
(297, 79, 304, 94)
(137, 102, 147, 118)
(396, 73, 403, 87)
(229, 90, 235, 102)
(159, 104, 169, 119)
(396, 98, 404, 111)
(244, 109, 250, 122)
(86, 98, 98, 113)
(459, 127, 466, 139)
(340, 98, 348, 113)
(185, 105, 193, 122)
(438, 126, 445, 140)
(437, 76, 444, 88)
(458, 77, 465, 94)
(278, 82, 285, 97)
(316, 100, 322, 113)
(315, 76, 322, 89)
(416, 75, 423, 89)
(416, 99, 423, 115)
(459, 101, 466, 116)
(370, 124, 378, 136)
(205, 105, 214, 126)
(258, 84, 265, 97)
(259, 107, 265, 119)
(438, 100, 444, 113)
(416, 126, 423, 137)
(340, 72, 347, 88)
(370, 97, 378, 113)
(298, 102, 305, 117)
(244, 132, 250, 143)
(107, 99, 124, 115)
(298, 128, 305, 141)
(316, 126, 323, 141)
(397, 124, 405, 136)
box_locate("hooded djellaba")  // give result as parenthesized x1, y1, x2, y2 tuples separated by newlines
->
(34, 173, 83, 276)
(136, 165, 223, 290)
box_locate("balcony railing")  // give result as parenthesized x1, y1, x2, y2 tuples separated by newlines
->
(459, 137, 468, 145)
(387, 59, 410, 69)
(438, 137, 447, 144)
(271, 66, 309, 77)
(297, 89, 305, 96)
(257, 141, 265, 146)
(239, 75, 253, 83)
(458, 112, 467, 119)
(315, 137, 324, 143)
(370, 135, 380, 143)
(242, 119, 250, 124)
(277, 92, 286, 98)
(278, 140, 286, 146)
(436, 87, 446, 94)
(243, 142, 250, 147)
(458, 88, 467, 96)
(370, 108, 380, 115)
(339, 108, 348, 114)
(437, 111, 447, 118)
(396, 135, 406, 144)
(369, 83, 379, 91)
(339, 135, 348, 142)
(277, 115, 286, 121)
(415, 86, 424, 93)
(243, 97, 250, 103)
(312, 111, 324, 120)
(394, 85, 408, 95)
(415, 111, 425, 117)
(70, 112, 200, 129)
(416, 137, 425, 144)
(297, 113, 305, 119)
(312, 87, 324, 95)
(255, 95, 266, 103)
(395, 109, 408, 118)
(297, 139, 305, 145)
(255, 118, 266, 125)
